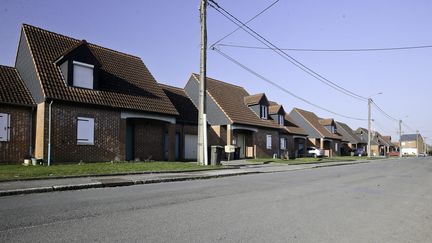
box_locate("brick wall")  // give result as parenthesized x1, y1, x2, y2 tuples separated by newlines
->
(253, 128, 279, 158)
(48, 102, 121, 163)
(133, 119, 166, 161)
(0, 105, 33, 164)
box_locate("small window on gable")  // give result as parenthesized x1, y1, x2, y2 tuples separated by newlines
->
(0, 113, 10, 142)
(278, 114, 284, 126)
(260, 105, 268, 119)
(266, 134, 272, 149)
(73, 61, 94, 89)
(77, 117, 94, 145)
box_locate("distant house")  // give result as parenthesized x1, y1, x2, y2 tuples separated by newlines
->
(401, 134, 425, 156)
(355, 128, 393, 156)
(289, 108, 342, 157)
(159, 84, 198, 161)
(0, 65, 35, 164)
(14, 24, 179, 163)
(335, 121, 362, 155)
(184, 74, 305, 159)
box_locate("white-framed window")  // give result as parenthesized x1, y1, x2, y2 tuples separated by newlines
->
(73, 61, 94, 89)
(278, 114, 284, 125)
(266, 134, 272, 149)
(260, 105, 268, 119)
(280, 137, 286, 150)
(0, 113, 10, 142)
(335, 142, 338, 152)
(77, 117, 94, 145)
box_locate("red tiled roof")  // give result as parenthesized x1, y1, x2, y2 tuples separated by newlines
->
(293, 108, 342, 140)
(0, 65, 34, 106)
(22, 24, 178, 116)
(192, 74, 281, 129)
(159, 83, 197, 124)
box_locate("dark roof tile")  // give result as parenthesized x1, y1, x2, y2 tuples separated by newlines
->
(0, 65, 35, 106)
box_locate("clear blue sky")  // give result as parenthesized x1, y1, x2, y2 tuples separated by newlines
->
(1, 0, 431, 142)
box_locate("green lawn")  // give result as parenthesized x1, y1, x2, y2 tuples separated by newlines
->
(0, 162, 220, 181)
(248, 156, 380, 165)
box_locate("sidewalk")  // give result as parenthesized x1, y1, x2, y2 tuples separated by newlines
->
(0, 159, 372, 197)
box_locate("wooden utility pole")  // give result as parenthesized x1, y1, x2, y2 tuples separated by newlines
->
(367, 98, 372, 158)
(198, 0, 208, 165)
(399, 119, 402, 158)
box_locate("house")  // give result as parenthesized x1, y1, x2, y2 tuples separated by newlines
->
(159, 84, 198, 161)
(354, 128, 392, 156)
(0, 65, 35, 164)
(400, 134, 425, 156)
(184, 74, 298, 159)
(14, 24, 179, 163)
(335, 121, 362, 155)
(289, 108, 342, 157)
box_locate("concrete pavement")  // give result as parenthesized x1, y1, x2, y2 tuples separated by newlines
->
(0, 159, 374, 197)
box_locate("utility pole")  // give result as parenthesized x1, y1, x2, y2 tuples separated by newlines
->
(198, 0, 208, 165)
(367, 98, 372, 158)
(399, 119, 402, 158)
(416, 130, 419, 157)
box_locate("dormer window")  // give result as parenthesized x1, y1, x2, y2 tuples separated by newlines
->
(278, 114, 284, 125)
(73, 61, 94, 89)
(260, 105, 268, 119)
(331, 126, 336, 133)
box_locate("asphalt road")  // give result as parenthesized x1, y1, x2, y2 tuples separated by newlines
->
(1, 157, 431, 242)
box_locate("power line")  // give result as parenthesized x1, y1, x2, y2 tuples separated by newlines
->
(213, 47, 367, 121)
(371, 100, 399, 122)
(215, 43, 432, 52)
(208, 0, 368, 102)
(210, 0, 280, 49)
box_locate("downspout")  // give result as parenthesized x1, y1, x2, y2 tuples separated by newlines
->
(47, 100, 53, 166)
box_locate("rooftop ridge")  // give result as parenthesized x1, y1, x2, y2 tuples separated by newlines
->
(191, 73, 247, 90)
(23, 23, 142, 60)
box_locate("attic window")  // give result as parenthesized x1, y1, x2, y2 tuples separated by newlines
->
(73, 61, 94, 89)
(260, 105, 268, 119)
(278, 115, 284, 126)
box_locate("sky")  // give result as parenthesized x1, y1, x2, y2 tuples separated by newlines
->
(1, 0, 431, 143)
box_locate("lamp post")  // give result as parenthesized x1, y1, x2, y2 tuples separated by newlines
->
(398, 115, 408, 158)
(367, 92, 382, 158)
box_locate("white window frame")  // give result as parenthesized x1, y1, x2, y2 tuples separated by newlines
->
(73, 61, 94, 89)
(280, 137, 286, 150)
(77, 117, 94, 145)
(260, 105, 268, 119)
(0, 113, 11, 142)
(335, 142, 338, 152)
(266, 134, 272, 149)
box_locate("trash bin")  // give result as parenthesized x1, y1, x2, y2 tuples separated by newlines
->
(210, 145, 223, 165)
(234, 147, 240, 160)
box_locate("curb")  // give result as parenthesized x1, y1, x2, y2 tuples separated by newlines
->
(0, 171, 261, 197)
(0, 160, 379, 197)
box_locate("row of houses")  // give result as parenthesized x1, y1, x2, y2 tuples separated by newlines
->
(0, 24, 423, 164)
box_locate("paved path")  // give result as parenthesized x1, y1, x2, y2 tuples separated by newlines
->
(1, 157, 431, 242)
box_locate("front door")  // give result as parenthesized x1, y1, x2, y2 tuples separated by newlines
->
(237, 133, 246, 159)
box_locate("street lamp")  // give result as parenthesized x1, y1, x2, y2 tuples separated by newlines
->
(368, 92, 382, 158)
(398, 115, 408, 158)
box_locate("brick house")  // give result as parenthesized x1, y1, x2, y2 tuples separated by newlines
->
(0, 65, 35, 164)
(355, 128, 392, 156)
(184, 74, 307, 159)
(14, 24, 179, 163)
(335, 121, 362, 155)
(159, 84, 198, 161)
(289, 108, 342, 157)
(400, 134, 425, 156)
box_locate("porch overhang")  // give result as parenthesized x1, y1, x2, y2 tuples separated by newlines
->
(121, 111, 176, 124)
(231, 124, 258, 133)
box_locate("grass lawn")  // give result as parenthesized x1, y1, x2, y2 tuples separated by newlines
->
(248, 156, 382, 165)
(0, 162, 220, 181)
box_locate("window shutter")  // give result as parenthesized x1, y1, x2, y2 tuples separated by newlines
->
(77, 117, 94, 145)
(73, 61, 94, 89)
(280, 138, 286, 150)
(0, 113, 10, 142)
(266, 134, 272, 149)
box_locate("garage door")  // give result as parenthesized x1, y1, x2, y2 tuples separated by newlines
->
(184, 134, 197, 160)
